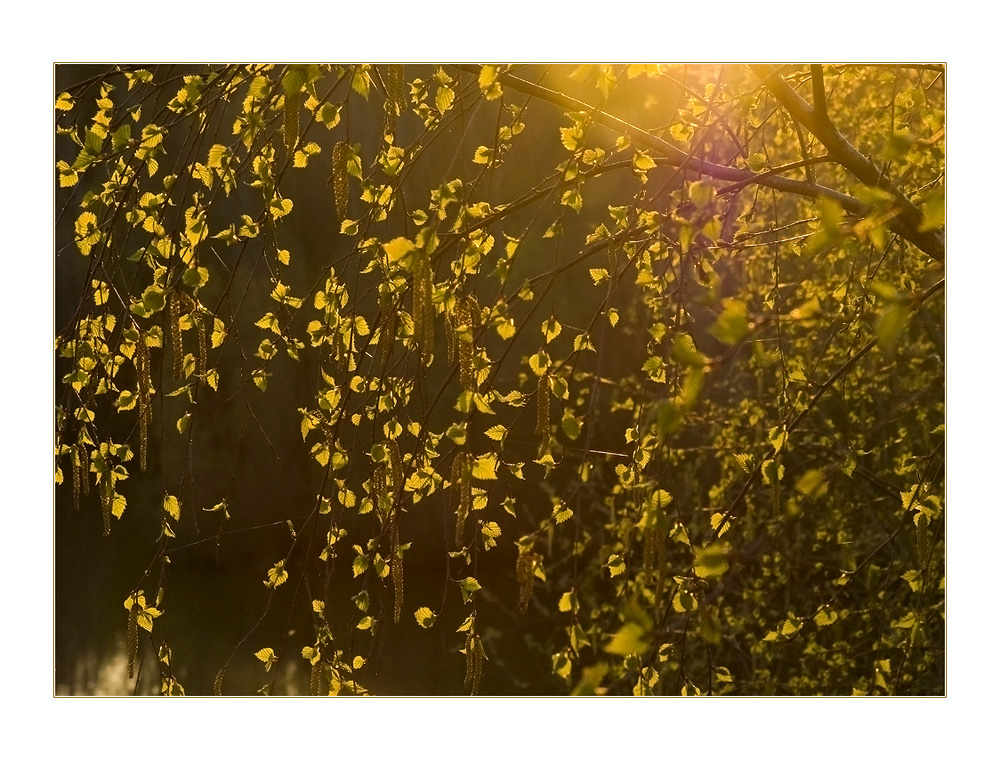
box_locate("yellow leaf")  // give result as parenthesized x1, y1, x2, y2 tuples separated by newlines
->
(485, 424, 507, 441)
(435, 86, 454, 113)
(254, 647, 276, 671)
(163, 494, 181, 521)
(632, 151, 657, 171)
(414, 607, 437, 628)
(265, 560, 289, 589)
(471, 453, 498, 480)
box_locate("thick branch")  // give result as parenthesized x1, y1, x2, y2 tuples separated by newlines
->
(462, 66, 866, 211)
(750, 64, 944, 262)
(810, 64, 827, 120)
(458, 65, 944, 263)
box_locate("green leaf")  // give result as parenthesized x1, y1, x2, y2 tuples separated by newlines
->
(918, 189, 944, 232)
(473, 146, 493, 165)
(694, 544, 729, 578)
(606, 553, 626, 578)
(605, 622, 649, 656)
(281, 65, 309, 96)
(762, 458, 784, 485)
(254, 647, 277, 672)
(876, 303, 909, 352)
(709, 299, 749, 345)
(815, 607, 839, 627)
(552, 501, 573, 524)
(768, 425, 787, 453)
(137, 285, 165, 314)
(485, 424, 507, 441)
(542, 317, 562, 343)
(528, 350, 551, 376)
(435, 85, 454, 113)
(746, 152, 768, 171)
(382, 237, 415, 264)
(672, 590, 698, 613)
(794, 468, 828, 498)
(589, 268, 609, 285)
(671, 334, 705, 366)
(182, 266, 209, 289)
(558, 590, 578, 613)
(445, 423, 467, 446)
(458, 576, 481, 604)
(265, 560, 289, 589)
(561, 411, 581, 441)
(352, 553, 368, 578)
(689, 180, 715, 209)
(632, 151, 656, 172)
(111, 123, 132, 152)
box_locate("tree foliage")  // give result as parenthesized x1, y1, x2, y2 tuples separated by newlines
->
(54, 63, 945, 695)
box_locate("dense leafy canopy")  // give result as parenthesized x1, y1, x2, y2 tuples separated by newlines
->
(55, 63, 944, 695)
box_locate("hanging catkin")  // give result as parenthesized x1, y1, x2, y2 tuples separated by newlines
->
(194, 311, 207, 378)
(169, 291, 183, 380)
(464, 632, 483, 695)
(516, 549, 539, 613)
(391, 516, 403, 624)
(283, 90, 300, 154)
(446, 311, 457, 365)
(100, 477, 113, 536)
(536, 373, 550, 444)
(456, 295, 479, 390)
(332, 141, 349, 220)
(379, 294, 397, 372)
(607, 246, 620, 288)
(916, 514, 930, 570)
(136, 336, 152, 471)
(388, 65, 406, 113)
(71, 444, 82, 512)
(309, 660, 323, 696)
(79, 443, 90, 496)
(384, 65, 406, 135)
(453, 453, 472, 548)
(127, 602, 139, 678)
(413, 249, 434, 365)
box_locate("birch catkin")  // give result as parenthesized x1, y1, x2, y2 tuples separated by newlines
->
(453, 453, 472, 548)
(127, 602, 139, 678)
(391, 517, 403, 624)
(413, 250, 434, 365)
(516, 549, 539, 614)
(332, 141, 349, 220)
(536, 373, 550, 444)
(456, 295, 479, 390)
(136, 336, 152, 471)
(169, 291, 183, 380)
(384, 65, 406, 135)
(283, 90, 300, 154)
(71, 444, 82, 512)
(464, 632, 483, 695)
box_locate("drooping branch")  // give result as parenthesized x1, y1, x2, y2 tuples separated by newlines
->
(750, 64, 944, 262)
